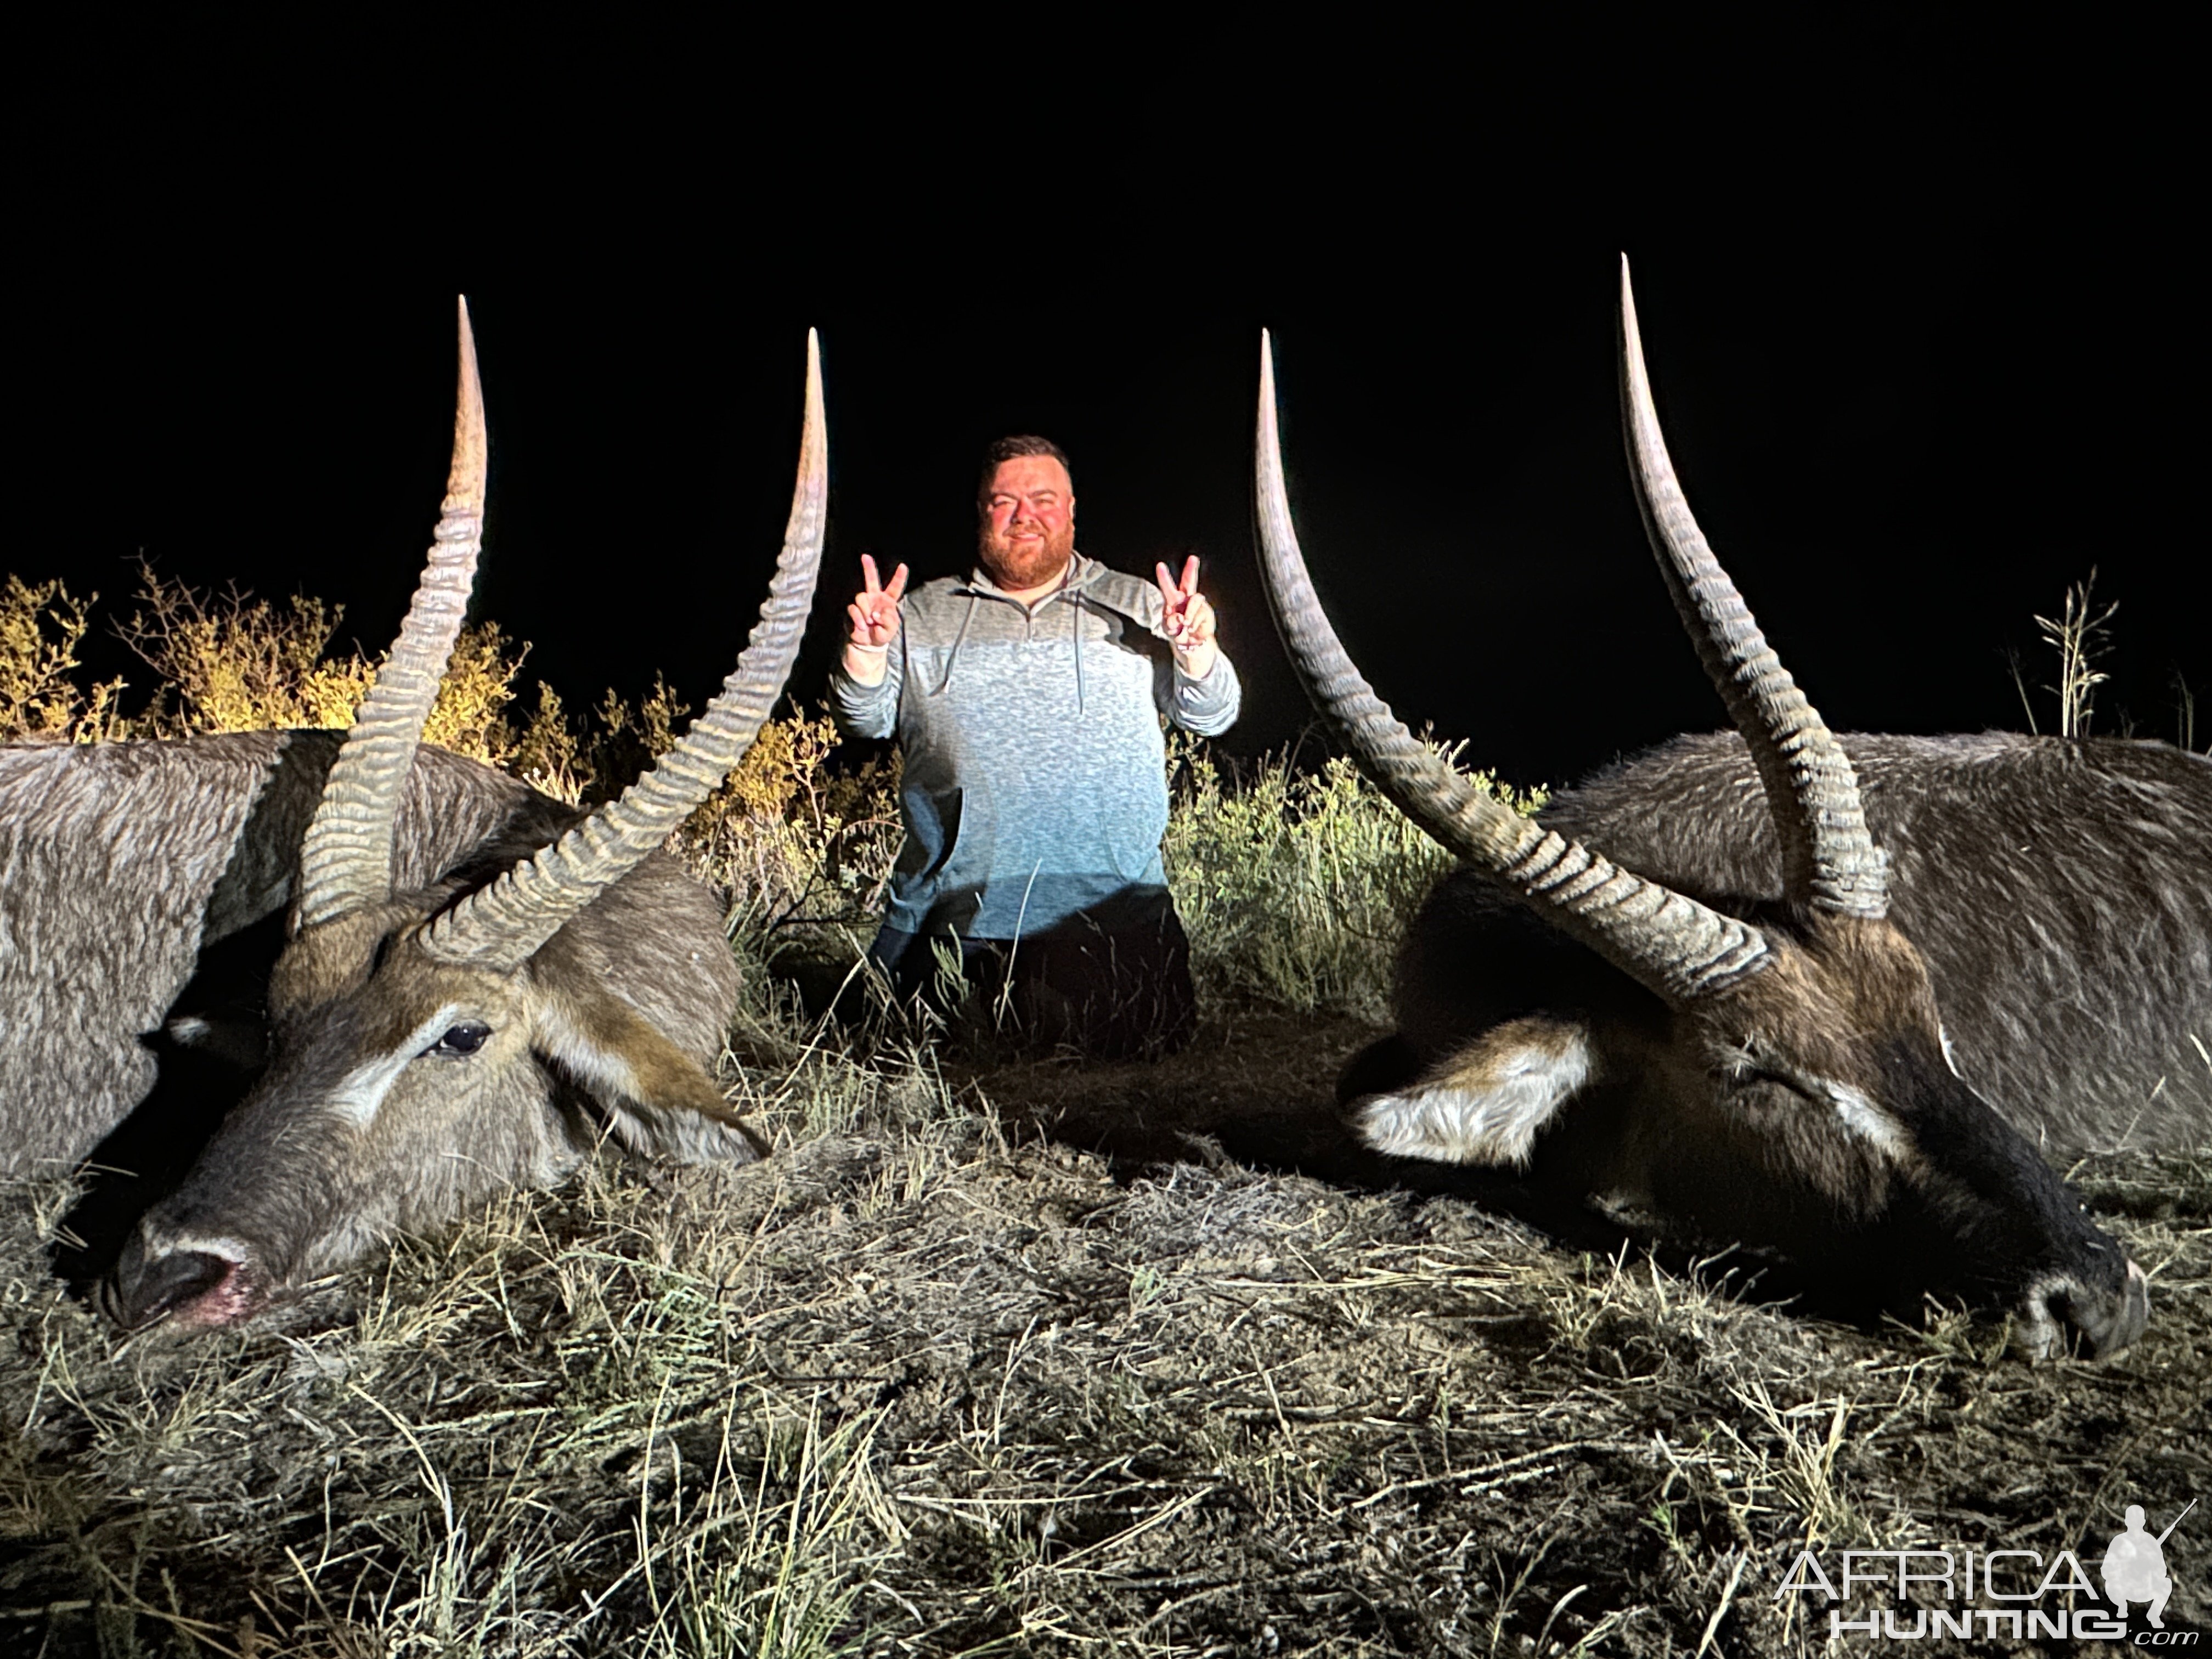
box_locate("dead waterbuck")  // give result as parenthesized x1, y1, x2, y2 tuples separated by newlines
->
(1, 301, 827, 1329)
(1255, 262, 2210, 1357)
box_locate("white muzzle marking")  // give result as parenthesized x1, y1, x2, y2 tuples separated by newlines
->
(1354, 1030, 1593, 1167)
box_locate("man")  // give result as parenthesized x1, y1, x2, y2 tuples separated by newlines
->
(830, 435, 1240, 1056)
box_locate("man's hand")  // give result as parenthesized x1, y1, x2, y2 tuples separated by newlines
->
(843, 554, 909, 685)
(1155, 555, 1219, 680)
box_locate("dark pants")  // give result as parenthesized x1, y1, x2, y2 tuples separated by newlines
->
(871, 906, 1198, 1060)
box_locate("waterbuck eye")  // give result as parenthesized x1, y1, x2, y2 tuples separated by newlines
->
(427, 1022, 492, 1057)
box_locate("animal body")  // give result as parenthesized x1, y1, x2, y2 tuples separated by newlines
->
(1255, 263, 2209, 1357)
(0, 303, 826, 1331)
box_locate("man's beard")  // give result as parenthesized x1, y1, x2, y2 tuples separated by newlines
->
(978, 518, 1075, 592)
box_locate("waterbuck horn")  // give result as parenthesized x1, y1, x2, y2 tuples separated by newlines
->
(297, 297, 488, 927)
(422, 328, 830, 969)
(1617, 257, 1888, 918)
(1254, 331, 1769, 1004)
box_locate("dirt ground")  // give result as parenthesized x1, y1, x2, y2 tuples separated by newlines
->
(4, 1011, 2208, 1656)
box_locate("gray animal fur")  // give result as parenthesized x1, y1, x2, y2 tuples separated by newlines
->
(1401, 731, 2212, 1152)
(0, 730, 737, 1176)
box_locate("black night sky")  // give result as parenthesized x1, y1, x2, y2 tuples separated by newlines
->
(15, 22, 2204, 794)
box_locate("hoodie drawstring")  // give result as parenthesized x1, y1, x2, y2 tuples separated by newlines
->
(930, 593, 981, 697)
(1070, 593, 1086, 715)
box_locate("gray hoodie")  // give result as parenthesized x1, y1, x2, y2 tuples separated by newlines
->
(829, 554, 1240, 939)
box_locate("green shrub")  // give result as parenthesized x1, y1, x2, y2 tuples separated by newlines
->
(1165, 735, 1543, 1022)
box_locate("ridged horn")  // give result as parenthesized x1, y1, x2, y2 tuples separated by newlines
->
(422, 328, 829, 968)
(1254, 331, 1769, 1005)
(297, 297, 488, 928)
(1617, 257, 1888, 917)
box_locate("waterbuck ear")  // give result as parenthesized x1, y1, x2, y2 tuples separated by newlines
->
(532, 985, 769, 1165)
(1350, 1017, 1594, 1167)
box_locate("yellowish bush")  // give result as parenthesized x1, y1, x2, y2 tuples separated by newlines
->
(115, 575, 356, 733)
(113, 566, 529, 768)
(416, 618, 528, 768)
(0, 575, 130, 742)
(510, 681, 590, 803)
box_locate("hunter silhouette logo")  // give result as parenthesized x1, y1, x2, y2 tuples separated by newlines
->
(2106, 1499, 2192, 1630)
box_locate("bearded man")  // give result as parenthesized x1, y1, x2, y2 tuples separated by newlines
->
(830, 435, 1241, 1056)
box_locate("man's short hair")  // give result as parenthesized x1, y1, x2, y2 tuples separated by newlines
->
(979, 436, 1074, 512)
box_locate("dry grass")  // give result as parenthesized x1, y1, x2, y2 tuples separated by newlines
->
(4, 1024, 2207, 1655)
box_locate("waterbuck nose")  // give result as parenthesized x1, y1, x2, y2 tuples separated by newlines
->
(2032, 1259, 2149, 1361)
(106, 1244, 239, 1331)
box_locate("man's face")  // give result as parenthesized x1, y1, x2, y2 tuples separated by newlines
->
(979, 455, 1076, 591)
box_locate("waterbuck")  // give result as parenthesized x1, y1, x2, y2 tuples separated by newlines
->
(1255, 262, 2210, 1358)
(0, 302, 827, 1331)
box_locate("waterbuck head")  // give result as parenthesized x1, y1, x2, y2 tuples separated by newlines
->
(104, 303, 827, 1331)
(1254, 262, 2147, 1358)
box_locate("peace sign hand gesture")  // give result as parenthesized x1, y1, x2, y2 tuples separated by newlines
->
(843, 554, 909, 685)
(1154, 555, 1219, 678)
